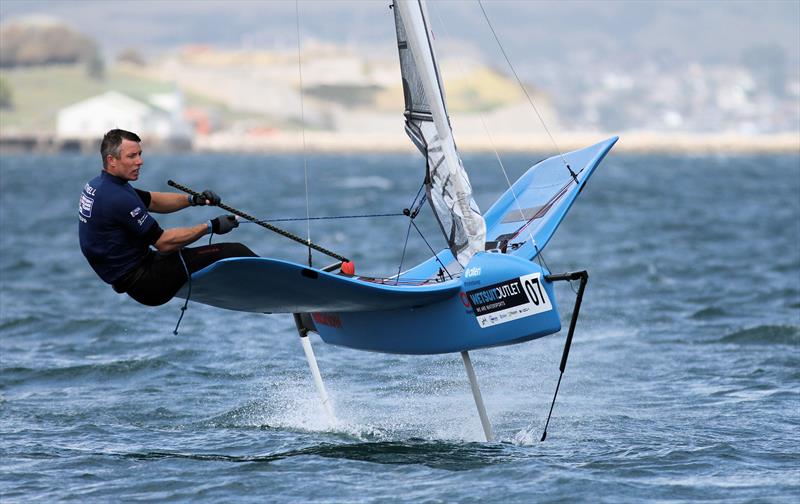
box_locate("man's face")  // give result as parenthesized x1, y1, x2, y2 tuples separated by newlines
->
(106, 139, 143, 181)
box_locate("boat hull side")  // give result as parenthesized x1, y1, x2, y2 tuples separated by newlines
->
(312, 252, 562, 354)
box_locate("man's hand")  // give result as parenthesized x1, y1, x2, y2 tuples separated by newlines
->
(190, 189, 221, 206)
(210, 215, 239, 234)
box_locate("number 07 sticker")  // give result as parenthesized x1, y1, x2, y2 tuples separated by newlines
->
(520, 272, 553, 314)
(466, 272, 553, 328)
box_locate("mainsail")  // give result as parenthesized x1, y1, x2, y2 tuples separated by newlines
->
(393, 0, 486, 266)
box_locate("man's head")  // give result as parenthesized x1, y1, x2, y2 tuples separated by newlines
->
(101, 129, 143, 181)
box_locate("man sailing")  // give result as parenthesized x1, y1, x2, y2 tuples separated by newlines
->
(79, 129, 257, 306)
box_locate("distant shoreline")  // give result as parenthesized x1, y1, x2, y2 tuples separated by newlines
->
(1, 131, 797, 155)
(195, 131, 800, 154)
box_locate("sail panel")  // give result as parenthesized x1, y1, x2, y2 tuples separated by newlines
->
(393, 0, 486, 265)
(393, 5, 432, 126)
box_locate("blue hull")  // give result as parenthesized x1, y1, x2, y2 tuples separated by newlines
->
(313, 253, 561, 354)
(179, 138, 618, 354)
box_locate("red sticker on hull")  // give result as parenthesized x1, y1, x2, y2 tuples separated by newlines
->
(312, 313, 342, 329)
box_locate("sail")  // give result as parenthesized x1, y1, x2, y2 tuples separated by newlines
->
(393, 0, 486, 266)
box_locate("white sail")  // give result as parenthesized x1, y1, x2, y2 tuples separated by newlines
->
(393, 0, 486, 266)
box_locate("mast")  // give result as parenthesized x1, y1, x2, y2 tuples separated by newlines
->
(393, 0, 486, 266)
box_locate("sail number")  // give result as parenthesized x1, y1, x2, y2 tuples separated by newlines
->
(523, 275, 546, 305)
(520, 272, 552, 312)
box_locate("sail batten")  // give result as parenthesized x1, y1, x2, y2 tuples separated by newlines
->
(393, 0, 486, 265)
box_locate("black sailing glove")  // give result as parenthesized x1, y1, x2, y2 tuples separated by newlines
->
(190, 189, 221, 206)
(209, 215, 239, 234)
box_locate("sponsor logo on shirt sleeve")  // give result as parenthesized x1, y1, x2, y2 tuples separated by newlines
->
(79, 193, 94, 218)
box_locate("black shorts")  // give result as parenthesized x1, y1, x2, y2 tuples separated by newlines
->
(116, 243, 258, 306)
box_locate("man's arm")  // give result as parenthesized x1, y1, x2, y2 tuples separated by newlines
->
(148, 189, 221, 214)
(148, 192, 191, 214)
(152, 215, 239, 253)
(154, 222, 209, 253)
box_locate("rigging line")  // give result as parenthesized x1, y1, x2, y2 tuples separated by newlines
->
(395, 181, 429, 284)
(409, 180, 426, 210)
(485, 120, 539, 250)
(295, 0, 312, 266)
(483, 118, 529, 225)
(507, 177, 572, 243)
(395, 218, 415, 285)
(533, 242, 552, 272)
(395, 182, 424, 285)
(405, 180, 427, 219)
(239, 212, 404, 223)
(476, 0, 572, 175)
(411, 220, 452, 279)
(428, 2, 532, 241)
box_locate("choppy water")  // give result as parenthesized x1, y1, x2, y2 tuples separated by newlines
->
(1, 150, 798, 502)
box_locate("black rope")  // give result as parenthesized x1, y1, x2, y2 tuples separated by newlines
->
(173, 249, 191, 335)
(411, 221, 452, 280)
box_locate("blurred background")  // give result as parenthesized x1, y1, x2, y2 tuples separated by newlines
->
(0, 0, 798, 153)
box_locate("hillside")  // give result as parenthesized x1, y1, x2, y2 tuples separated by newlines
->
(0, 46, 542, 137)
(0, 63, 268, 133)
(0, 16, 99, 68)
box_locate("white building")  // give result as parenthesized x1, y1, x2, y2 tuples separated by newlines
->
(56, 90, 192, 145)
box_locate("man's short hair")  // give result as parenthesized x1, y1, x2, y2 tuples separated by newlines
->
(101, 129, 141, 168)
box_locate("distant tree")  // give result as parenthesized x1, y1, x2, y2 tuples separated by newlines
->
(0, 76, 12, 109)
(0, 18, 100, 68)
(117, 48, 146, 66)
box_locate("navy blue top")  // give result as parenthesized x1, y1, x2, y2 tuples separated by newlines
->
(78, 171, 163, 284)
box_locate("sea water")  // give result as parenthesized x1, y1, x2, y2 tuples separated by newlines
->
(1, 151, 798, 502)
